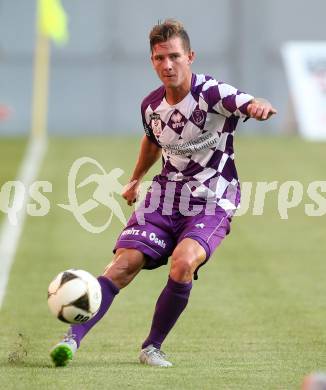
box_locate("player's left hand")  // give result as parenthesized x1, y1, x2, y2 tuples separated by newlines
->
(247, 99, 277, 121)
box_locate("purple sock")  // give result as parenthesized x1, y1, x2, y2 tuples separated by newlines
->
(70, 276, 119, 348)
(142, 276, 192, 350)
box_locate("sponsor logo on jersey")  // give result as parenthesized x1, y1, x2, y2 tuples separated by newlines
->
(150, 113, 162, 136)
(171, 112, 185, 129)
(192, 109, 205, 126)
(163, 132, 220, 155)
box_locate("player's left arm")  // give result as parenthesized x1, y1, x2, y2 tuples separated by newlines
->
(246, 98, 277, 121)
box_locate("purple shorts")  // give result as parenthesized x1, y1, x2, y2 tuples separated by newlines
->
(114, 204, 232, 272)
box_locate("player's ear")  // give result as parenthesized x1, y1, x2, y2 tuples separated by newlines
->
(188, 50, 195, 65)
(150, 54, 155, 68)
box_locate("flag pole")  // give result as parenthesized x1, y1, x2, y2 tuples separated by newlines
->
(30, 27, 50, 139)
(30, 0, 68, 139)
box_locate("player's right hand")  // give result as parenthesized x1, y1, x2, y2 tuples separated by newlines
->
(122, 180, 140, 206)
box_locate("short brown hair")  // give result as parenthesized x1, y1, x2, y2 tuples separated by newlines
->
(149, 19, 191, 53)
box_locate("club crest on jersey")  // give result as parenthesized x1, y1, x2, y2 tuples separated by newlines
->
(192, 109, 205, 126)
(171, 112, 185, 129)
(150, 113, 162, 136)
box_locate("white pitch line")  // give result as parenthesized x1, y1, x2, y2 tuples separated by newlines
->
(0, 136, 47, 308)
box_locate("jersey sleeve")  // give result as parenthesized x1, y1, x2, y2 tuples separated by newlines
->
(207, 81, 254, 120)
(141, 107, 161, 147)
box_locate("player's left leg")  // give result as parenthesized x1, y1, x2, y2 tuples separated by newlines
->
(140, 238, 206, 367)
(140, 208, 232, 367)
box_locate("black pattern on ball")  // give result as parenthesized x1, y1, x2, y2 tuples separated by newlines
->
(71, 293, 90, 311)
(60, 271, 79, 286)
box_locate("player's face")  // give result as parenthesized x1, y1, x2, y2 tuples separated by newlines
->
(151, 37, 195, 90)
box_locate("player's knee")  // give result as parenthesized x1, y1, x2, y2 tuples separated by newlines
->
(170, 250, 195, 281)
(115, 248, 144, 269)
(103, 248, 145, 288)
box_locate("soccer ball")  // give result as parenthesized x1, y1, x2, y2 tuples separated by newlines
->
(47, 269, 102, 324)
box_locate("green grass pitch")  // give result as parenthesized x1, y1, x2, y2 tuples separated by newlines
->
(0, 137, 27, 224)
(0, 135, 325, 389)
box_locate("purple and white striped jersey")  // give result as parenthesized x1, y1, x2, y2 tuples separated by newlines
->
(141, 73, 254, 213)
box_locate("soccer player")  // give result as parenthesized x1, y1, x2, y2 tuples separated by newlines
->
(51, 19, 277, 367)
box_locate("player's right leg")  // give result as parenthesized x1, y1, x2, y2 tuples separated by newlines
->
(50, 248, 145, 367)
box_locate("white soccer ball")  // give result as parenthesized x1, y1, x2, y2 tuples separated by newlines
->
(47, 269, 102, 324)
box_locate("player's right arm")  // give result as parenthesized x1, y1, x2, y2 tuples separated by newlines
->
(122, 135, 161, 206)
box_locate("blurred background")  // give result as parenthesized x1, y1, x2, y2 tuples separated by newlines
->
(0, 2, 326, 389)
(0, 0, 325, 136)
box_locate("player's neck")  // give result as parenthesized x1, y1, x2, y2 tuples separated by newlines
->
(164, 74, 192, 105)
